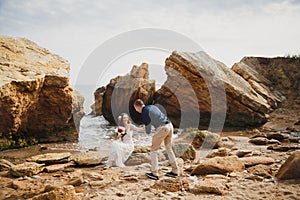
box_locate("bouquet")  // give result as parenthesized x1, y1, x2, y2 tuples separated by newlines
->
(114, 126, 127, 140)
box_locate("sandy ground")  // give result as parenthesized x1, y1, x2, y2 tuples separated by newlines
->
(1, 106, 300, 200)
(1, 130, 300, 200)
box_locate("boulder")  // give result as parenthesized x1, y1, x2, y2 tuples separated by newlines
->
(191, 156, 244, 175)
(172, 143, 196, 161)
(154, 51, 273, 128)
(249, 137, 269, 145)
(125, 153, 151, 166)
(266, 132, 287, 141)
(72, 151, 104, 166)
(0, 36, 84, 149)
(207, 147, 230, 158)
(26, 152, 72, 165)
(10, 162, 44, 177)
(232, 57, 300, 104)
(0, 159, 15, 171)
(229, 149, 252, 157)
(67, 176, 84, 187)
(267, 144, 300, 152)
(11, 180, 28, 190)
(43, 162, 75, 173)
(126, 151, 166, 166)
(239, 156, 275, 167)
(133, 146, 151, 153)
(32, 185, 79, 200)
(189, 178, 229, 195)
(276, 151, 300, 180)
(175, 128, 221, 149)
(151, 178, 187, 192)
(247, 164, 273, 178)
(91, 86, 105, 115)
(94, 63, 156, 124)
(233, 57, 300, 130)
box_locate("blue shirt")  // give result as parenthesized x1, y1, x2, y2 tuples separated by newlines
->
(141, 105, 170, 134)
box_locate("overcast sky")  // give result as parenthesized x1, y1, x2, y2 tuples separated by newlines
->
(1, 0, 300, 86)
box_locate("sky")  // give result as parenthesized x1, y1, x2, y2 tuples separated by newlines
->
(1, 0, 300, 88)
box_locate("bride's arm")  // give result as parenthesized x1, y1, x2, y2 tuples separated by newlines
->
(130, 124, 145, 132)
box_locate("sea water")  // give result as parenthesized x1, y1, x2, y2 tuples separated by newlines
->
(78, 114, 153, 151)
(73, 85, 179, 151)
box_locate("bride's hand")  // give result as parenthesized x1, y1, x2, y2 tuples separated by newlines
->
(136, 125, 145, 132)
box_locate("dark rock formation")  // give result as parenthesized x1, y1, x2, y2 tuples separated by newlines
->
(0, 36, 84, 149)
(94, 63, 156, 124)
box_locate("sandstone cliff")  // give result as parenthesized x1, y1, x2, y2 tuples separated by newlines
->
(232, 56, 300, 106)
(0, 36, 84, 149)
(232, 56, 300, 130)
(154, 51, 277, 128)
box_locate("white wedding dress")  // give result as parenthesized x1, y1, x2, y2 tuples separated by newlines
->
(106, 125, 134, 168)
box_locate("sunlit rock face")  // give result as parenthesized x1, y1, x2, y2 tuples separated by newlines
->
(0, 36, 84, 149)
(154, 51, 275, 128)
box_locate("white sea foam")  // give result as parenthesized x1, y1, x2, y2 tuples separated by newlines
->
(78, 115, 153, 151)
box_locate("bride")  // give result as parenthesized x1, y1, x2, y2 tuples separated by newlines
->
(106, 113, 144, 168)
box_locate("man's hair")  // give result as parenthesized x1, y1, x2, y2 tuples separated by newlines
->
(134, 99, 145, 107)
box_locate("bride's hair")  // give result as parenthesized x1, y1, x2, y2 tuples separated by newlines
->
(119, 113, 132, 126)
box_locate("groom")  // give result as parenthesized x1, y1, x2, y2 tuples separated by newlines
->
(134, 99, 179, 180)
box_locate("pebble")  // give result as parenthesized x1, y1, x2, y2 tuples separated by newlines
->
(265, 178, 276, 183)
(23, 176, 32, 180)
(31, 175, 41, 179)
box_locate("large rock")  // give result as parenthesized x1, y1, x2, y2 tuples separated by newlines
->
(151, 178, 186, 192)
(91, 86, 105, 116)
(0, 159, 15, 171)
(32, 185, 79, 200)
(125, 151, 167, 166)
(43, 162, 75, 173)
(189, 178, 229, 195)
(191, 156, 245, 175)
(276, 151, 300, 180)
(267, 144, 300, 152)
(26, 152, 72, 165)
(247, 164, 273, 178)
(172, 143, 196, 161)
(239, 156, 275, 167)
(10, 162, 44, 177)
(233, 57, 300, 130)
(72, 151, 104, 166)
(232, 57, 300, 105)
(0, 36, 84, 149)
(174, 128, 221, 149)
(154, 51, 273, 128)
(94, 63, 155, 124)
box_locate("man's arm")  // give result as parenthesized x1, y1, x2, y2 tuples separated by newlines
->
(142, 106, 152, 134)
(145, 124, 151, 134)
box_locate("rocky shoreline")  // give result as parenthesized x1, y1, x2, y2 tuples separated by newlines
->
(1, 36, 300, 199)
(1, 126, 300, 199)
